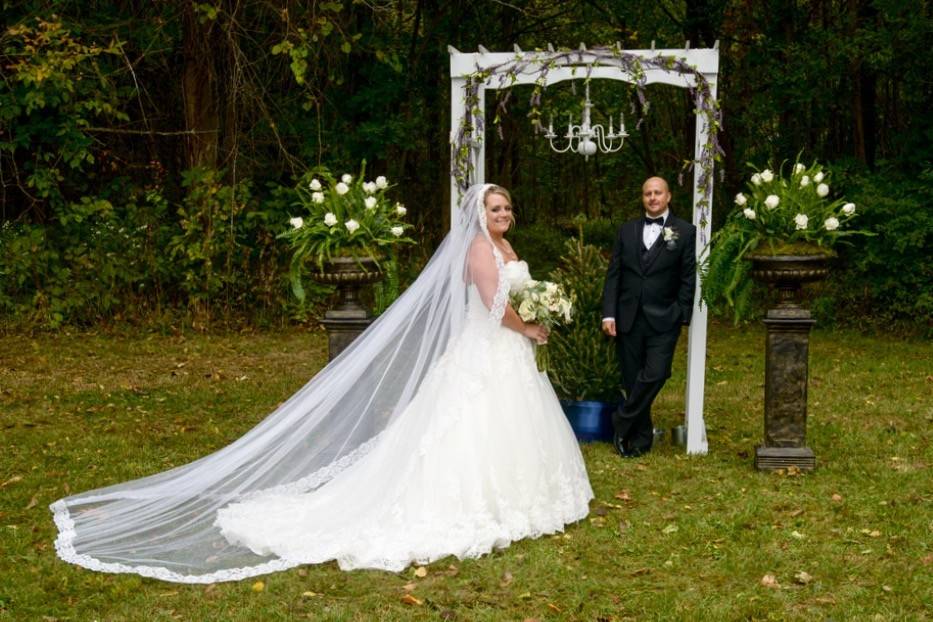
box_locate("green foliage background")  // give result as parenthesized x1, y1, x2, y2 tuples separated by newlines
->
(1, 0, 930, 330)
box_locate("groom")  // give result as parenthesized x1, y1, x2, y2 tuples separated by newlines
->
(601, 177, 696, 458)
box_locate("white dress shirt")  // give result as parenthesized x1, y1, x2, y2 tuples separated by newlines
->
(642, 209, 670, 249)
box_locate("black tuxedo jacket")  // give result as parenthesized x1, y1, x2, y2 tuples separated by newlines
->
(601, 213, 697, 334)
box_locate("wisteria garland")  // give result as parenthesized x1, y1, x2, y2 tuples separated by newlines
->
(451, 46, 723, 243)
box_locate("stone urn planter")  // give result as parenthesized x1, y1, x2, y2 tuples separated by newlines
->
(746, 251, 833, 471)
(310, 256, 384, 361)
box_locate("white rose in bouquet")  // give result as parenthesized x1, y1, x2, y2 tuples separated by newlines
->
(817, 183, 829, 197)
(794, 163, 805, 175)
(760, 169, 774, 183)
(341, 174, 353, 184)
(335, 182, 349, 195)
(375, 176, 388, 189)
(312, 191, 325, 204)
(824, 217, 840, 231)
(800, 175, 810, 188)
(743, 208, 756, 220)
(764, 195, 780, 209)
(395, 203, 407, 217)
(735, 192, 747, 206)
(814, 171, 825, 183)
(794, 214, 809, 230)
(345, 219, 360, 234)
(324, 212, 338, 227)
(363, 182, 377, 194)
(842, 202, 856, 215)
(751, 173, 762, 186)
(289, 217, 304, 229)
(309, 179, 322, 191)
(390, 225, 404, 237)
(364, 196, 377, 210)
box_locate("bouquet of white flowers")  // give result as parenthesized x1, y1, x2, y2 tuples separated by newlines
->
(509, 279, 573, 371)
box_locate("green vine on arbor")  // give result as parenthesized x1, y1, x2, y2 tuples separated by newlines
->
(450, 46, 722, 243)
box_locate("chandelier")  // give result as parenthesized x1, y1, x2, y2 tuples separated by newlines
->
(543, 82, 628, 160)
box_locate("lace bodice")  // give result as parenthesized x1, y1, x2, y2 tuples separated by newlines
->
(502, 260, 531, 293)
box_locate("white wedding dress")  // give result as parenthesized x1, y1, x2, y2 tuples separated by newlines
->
(51, 184, 592, 582)
(215, 260, 594, 571)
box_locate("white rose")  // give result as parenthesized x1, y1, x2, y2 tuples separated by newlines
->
(364, 196, 377, 210)
(344, 219, 360, 234)
(824, 217, 839, 231)
(764, 194, 780, 209)
(309, 178, 322, 191)
(323, 212, 338, 227)
(390, 225, 404, 237)
(800, 175, 810, 188)
(743, 208, 756, 220)
(814, 171, 824, 183)
(395, 203, 407, 217)
(751, 173, 762, 186)
(289, 217, 304, 229)
(375, 176, 388, 189)
(794, 213, 809, 230)
(335, 182, 349, 195)
(734, 192, 747, 206)
(341, 174, 352, 184)
(842, 202, 856, 215)
(816, 183, 829, 197)
(794, 163, 805, 175)
(311, 191, 325, 204)
(760, 169, 774, 183)
(362, 182, 376, 194)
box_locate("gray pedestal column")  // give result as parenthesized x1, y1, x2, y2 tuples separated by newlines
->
(311, 257, 382, 362)
(748, 253, 831, 472)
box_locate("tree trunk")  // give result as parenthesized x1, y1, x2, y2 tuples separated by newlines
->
(182, 1, 220, 170)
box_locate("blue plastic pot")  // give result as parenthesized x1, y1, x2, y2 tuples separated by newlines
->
(559, 399, 619, 443)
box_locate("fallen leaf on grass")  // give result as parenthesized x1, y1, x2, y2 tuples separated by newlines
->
(788, 508, 804, 517)
(760, 574, 780, 589)
(413, 566, 428, 578)
(831, 493, 844, 502)
(921, 554, 933, 566)
(614, 490, 631, 501)
(547, 603, 561, 612)
(517, 592, 532, 599)
(881, 585, 893, 593)
(629, 567, 652, 577)
(0, 476, 23, 488)
(790, 530, 805, 540)
(402, 582, 416, 592)
(794, 571, 813, 585)
(400, 594, 423, 606)
(251, 581, 264, 593)
(25, 495, 38, 510)
(500, 572, 513, 587)
(662, 524, 678, 534)
(301, 591, 318, 598)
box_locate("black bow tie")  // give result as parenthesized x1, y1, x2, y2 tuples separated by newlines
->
(644, 216, 664, 227)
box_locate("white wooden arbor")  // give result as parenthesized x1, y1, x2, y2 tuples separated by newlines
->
(448, 44, 720, 455)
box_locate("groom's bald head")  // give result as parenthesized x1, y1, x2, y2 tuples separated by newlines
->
(642, 176, 672, 217)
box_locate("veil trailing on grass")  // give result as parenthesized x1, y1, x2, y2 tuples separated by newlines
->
(51, 184, 509, 583)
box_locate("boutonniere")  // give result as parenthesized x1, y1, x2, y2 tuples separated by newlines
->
(663, 226, 679, 249)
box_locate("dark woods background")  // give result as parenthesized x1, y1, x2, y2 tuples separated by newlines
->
(1, 0, 930, 331)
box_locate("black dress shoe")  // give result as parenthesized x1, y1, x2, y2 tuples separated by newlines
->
(612, 430, 628, 457)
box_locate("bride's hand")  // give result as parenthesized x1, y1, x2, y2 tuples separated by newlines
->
(523, 323, 549, 345)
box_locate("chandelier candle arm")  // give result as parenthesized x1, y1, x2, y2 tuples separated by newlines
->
(544, 81, 628, 160)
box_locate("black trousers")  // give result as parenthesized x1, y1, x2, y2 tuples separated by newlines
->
(613, 309, 681, 453)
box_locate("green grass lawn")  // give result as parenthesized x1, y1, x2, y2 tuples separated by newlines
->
(1, 324, 930, 621)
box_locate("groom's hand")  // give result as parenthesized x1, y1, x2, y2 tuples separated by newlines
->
(602, 319, 616, 337)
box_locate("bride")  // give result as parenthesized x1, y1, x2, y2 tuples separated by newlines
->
(51, 183, 593, 583)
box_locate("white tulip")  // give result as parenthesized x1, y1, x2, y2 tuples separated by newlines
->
(324, 212, 338, 227)
(312, 192, 325, 204)
(814, 171, 824, 183)
(395, 203, 407, 217)
(751, 173, 763, 186)
(760, 169, 774, 183)
(824, 217, 840, 231)
(764, 194, 780, 209)
(345, 219, 360, 234)
(800, 175, 810, 188)
(363, 182, 376, 194)
(375, 176, 388, 189)
(289, 217, 304, 229)
(817, 183, 829, 197)
(335, 182, 349, 195)
(743, 208, 756, 220)
(842, 202, 856, 215)
(794, 163, 805, 175)
(364, 196, 377, 210)
(734, 192, 747, 206)
(309, 178, 322, 191)
(341, 174, 353, 184)
(794, 213, 809, 230)
(390, 225, 404, 237)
